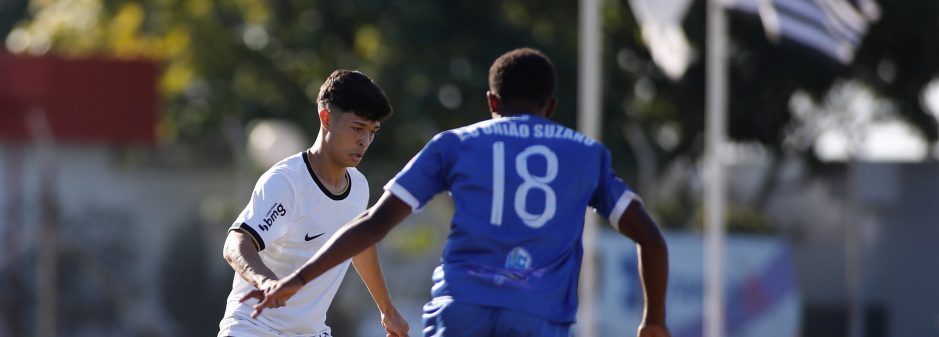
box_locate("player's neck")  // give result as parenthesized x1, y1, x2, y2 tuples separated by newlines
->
(493, 110, 546, 118)
(306, 146, 348, 188)
(493, 104, 548, 118)
(492, 98, 555, 119)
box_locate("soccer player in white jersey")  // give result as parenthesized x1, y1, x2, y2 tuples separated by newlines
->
(245, 49, 671, 337)
(218, 70, 409, 337)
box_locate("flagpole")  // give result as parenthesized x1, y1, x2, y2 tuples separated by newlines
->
(704, 1, 728, 337)
(578, 0, 602, 336)
(27, 110, 58, 337)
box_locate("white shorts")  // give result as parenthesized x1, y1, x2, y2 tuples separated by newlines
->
(218, 316, 332, 337)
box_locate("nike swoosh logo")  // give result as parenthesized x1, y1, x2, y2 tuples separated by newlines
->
(304, 232, 325, 241)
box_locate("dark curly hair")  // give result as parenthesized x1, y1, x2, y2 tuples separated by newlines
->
(316, 70, 393, 121)
(488, 48, 556, 108)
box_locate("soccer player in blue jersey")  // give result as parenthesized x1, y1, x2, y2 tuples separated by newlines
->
(244, 48, 671, 337)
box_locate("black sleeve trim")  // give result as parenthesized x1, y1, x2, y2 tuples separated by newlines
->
(233, 223, 266, 251)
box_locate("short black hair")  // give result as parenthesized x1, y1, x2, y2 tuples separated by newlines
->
(316, 70, 393, 121)
(488, 48, 556, 108)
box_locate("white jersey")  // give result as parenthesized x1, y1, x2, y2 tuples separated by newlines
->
(218, 151, 369, 337)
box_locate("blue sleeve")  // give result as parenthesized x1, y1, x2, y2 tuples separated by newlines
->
(384, 132, 457, 212)
(589, 147, 640, 226)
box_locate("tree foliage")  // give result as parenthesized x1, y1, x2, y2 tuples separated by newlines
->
(609, 0, 939, 167)
(4, 0, 938, 207)
(5, 1, 581, 178)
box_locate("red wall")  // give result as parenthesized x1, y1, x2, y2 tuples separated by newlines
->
(0, 52, 158, 143)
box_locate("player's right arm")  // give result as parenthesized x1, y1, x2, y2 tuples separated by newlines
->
(223, 230, 279, 289)
(244, 133, 455, 318)
(244, 192, 413, 318)
(225, 171, 296, 302)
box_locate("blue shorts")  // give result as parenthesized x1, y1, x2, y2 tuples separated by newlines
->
(421, 297, 571, 337)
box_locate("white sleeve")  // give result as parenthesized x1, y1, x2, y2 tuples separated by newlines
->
(230, 172, 296, 251)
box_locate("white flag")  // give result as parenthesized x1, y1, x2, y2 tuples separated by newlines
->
(721, 0, 881, 64)
(628, 0, 696, 80)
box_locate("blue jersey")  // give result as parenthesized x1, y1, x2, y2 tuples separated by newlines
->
(385, 114, 639, 323)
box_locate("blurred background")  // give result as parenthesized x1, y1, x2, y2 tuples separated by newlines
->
(0, 0, 937, 336)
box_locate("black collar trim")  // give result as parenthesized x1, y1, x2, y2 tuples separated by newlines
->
(303, 151, 351, 200)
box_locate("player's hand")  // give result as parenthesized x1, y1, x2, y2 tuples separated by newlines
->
(380, 307, 409, 337)
(637, 323, 670, 337)
(239, 277, 303, 318)
(253, 277, 303, 318)
(238, 279, 283, 309)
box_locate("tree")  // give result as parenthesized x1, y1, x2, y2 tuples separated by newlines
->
(602, 0, 939, 228)
(4, 0, 585, 185)
(6, 0, 937, 220)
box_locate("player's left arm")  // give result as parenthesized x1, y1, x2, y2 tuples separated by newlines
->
(617, 201, 671, 337)
(351, 244, 409, 337)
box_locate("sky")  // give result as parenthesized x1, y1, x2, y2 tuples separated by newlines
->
(811, 79, 939, 162)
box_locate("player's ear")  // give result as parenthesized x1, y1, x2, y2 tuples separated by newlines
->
(544, 96, 557, 118)
(486, 91, 500, 113)
(318, 108, 331, 129)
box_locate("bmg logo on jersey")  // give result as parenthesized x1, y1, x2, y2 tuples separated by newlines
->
(259, 203, 287, 231)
